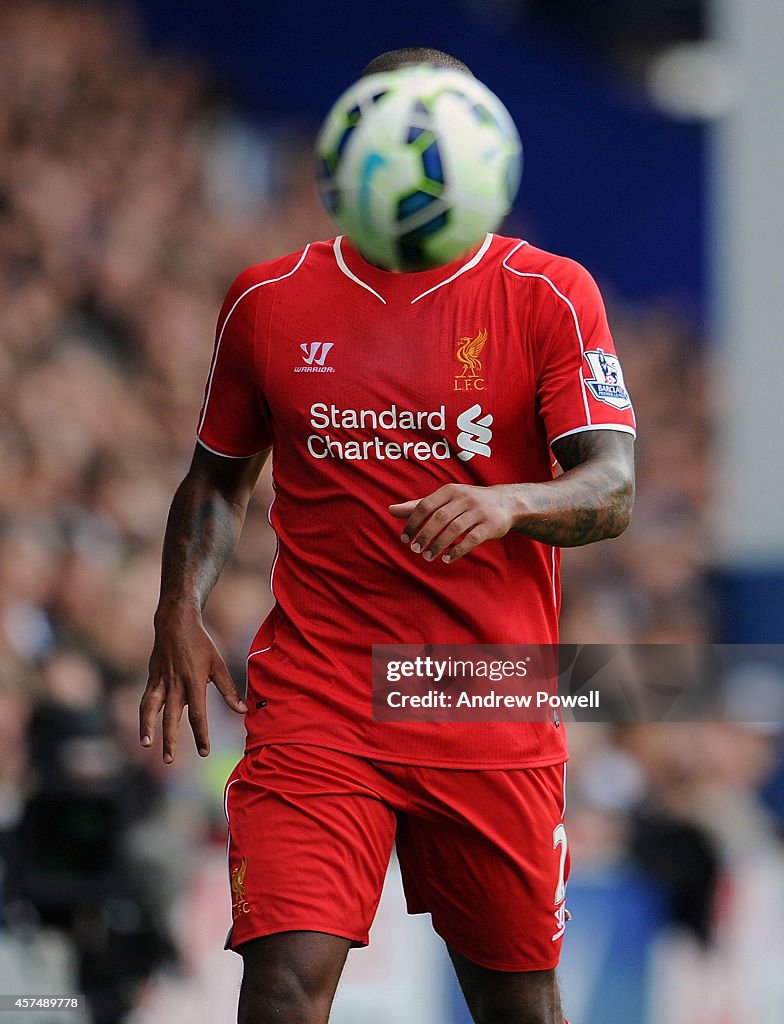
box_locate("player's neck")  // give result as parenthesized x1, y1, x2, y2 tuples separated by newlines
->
(340, 234, 493, 295)
(354, 244, 477, 275)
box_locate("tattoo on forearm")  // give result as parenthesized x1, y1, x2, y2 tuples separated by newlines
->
(159, 479, 244, 609)
(549, 432, 592, 473)
(515, 430, 635, 547)
(519, 479, 632, 546)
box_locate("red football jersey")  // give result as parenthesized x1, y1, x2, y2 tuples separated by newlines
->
(198, 233, 636, 767)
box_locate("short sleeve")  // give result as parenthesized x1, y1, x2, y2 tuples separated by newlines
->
(197, 270, 273, 458)
(533, 261, 636, 446)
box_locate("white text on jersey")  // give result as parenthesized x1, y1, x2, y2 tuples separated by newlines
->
(306, 402, 494, 463)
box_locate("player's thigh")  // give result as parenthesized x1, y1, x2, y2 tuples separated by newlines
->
(238, 930, 351, 1024)
(225, 744, 397, 951)
(397, 761, 569, 972)
(448, 947, 563, 1024)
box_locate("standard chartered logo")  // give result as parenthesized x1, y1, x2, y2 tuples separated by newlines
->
(456, 403, 494, 461)
(305, 402, 494, 462)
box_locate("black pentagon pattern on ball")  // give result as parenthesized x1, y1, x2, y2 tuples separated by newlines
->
(415, 210, 448, 236)
(319, 147, 338, 177)
(316, 151, 341, 214)
(334, 103, 363, 164)
(335, 126, 356, 161)
(406, 100, 430, 143)
(398, 209, 450, 266)
(399, 238, 424, 265)
(397, 189, 438, 221)
(421, 140, 443, 185)
(317, 145, 347, 211)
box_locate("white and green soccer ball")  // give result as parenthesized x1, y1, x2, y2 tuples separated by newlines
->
(316, 66, 522, 270)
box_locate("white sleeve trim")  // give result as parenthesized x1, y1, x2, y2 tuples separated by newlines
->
(197, 245, 310, 434)
(550, 423, 637, 445)
(501, 254, 592, 425)
(196, 436, 271, 459)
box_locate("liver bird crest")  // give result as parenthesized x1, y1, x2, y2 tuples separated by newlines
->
(456, 329, 487, 377)
(231, 857, 248, 898)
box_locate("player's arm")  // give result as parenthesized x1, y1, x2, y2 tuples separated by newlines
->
(388, 429, 634, 563)
(139, 443, 269, 763)
(516, 428, 634, 545)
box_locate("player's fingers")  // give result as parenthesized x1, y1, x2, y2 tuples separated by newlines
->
(186, 687, 211, 757)
(162, 691, 185, 764)
(388, 500, 418, 519)
(422, 510, 478, 561)
(139, 682, 165, 747)
(410, 498, 471, 553)
(442, 524, 489, 564)
(211, 657, 248, 714)
(397, 488, 454, 543)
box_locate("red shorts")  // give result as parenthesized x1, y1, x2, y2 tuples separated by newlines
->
(224, 744, 569, 972)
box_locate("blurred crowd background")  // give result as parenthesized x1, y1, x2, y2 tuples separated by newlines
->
(0, 2, 782, 1023)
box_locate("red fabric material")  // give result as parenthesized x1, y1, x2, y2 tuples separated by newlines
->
(225, 743, 570, 970)
(199, 235, 634, 767)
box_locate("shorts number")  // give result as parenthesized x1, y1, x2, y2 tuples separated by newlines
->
(553, 822, 568, 906)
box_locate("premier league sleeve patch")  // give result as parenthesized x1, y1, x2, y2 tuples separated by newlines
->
(582, 349, 631, 411)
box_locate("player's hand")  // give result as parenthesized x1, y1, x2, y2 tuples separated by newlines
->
(388, 483, 519, 564)
(139, 603, 247, 764)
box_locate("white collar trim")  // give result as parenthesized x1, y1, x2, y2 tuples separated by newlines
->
(333, 236, 386, 304)
(332, 233, 494, 305)
(410, 233, 494, 304)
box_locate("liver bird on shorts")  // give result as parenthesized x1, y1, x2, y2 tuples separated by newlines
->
(456, 328, 487, 377)
(231, 857, 248, 899)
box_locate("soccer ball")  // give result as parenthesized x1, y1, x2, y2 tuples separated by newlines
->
(315, 66, 522, 271)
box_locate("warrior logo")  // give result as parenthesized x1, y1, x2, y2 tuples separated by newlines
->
(301, 341, 333, 365)
(296, 342, 335, 373)
(454, 329, 487, 391)
(456, 404, 493, 461)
